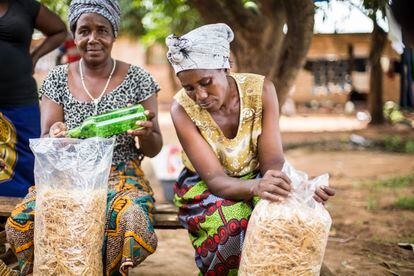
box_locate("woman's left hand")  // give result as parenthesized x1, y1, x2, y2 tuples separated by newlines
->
(313, 186, 335, 204)
(127, 110, 155, 138)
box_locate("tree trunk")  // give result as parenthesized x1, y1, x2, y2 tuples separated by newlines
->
(189, 0, 314, 106)
(368, 22, 387, 125)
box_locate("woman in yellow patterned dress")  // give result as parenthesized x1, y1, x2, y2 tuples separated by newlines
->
(166, 23, 335, 275)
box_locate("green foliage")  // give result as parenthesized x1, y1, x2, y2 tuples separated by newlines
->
(121, 0, 201, 45)
(284, 135, 414, 154)
(40, 0, 71, 21)
(383, 101, 407, 124)
(39, 0, 202, 45)
(394, 196, 414, 210)
(381, 136, 414, 153)
(367, 195, 378, 210)
(361, 174, 414, 211)
(118, 0, 146, 37)
(406, 140, 414, 152)
(371, 174, 414, 188)
(243, 0, 259, 13)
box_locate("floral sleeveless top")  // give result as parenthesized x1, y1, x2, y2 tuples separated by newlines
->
(174, 73, 264, 177)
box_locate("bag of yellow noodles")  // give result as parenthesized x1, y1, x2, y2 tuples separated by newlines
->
(29, 137, 115, 275)
(239, 161, 332, 276)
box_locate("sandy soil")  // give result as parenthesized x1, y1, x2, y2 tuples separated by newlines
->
(130, 113, 414, 275)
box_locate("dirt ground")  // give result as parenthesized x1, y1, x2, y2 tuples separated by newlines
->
(130, 113, 414, 275)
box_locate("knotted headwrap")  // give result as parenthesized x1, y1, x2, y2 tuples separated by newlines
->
(166, 23, 234, 74)
(68, 0, 121, 37)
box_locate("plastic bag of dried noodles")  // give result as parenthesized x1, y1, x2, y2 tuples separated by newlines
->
(30, 137, 115, 276)
(239, 161, 332, 276)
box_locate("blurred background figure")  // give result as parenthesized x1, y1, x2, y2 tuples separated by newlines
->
(0, 0, 66, 197)
(389, 0, 414, 109)
(390, 0, 414, 47)
(55, 33, 80, 65)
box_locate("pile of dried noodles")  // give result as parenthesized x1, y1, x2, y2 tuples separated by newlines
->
(33, 189, 106, 275)
(239, 211, 329, 276)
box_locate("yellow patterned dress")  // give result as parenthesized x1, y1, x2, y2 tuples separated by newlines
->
(173, 73, 264, 275)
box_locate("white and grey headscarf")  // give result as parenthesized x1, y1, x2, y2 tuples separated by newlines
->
(68, 0, 121, 37)
(166, 23, 234, 74)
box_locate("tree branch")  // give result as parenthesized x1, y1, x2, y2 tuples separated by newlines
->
(257, 0, 286, 52)
(188, 0, 238, 27)
(272, 0, 315, 104)
(257, 0, 282, 18)
(222, 0, 263, 31)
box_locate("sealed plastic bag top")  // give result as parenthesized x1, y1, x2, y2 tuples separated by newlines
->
(239, 161, 332, 276)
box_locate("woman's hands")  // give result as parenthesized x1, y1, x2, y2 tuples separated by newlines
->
(252, 170, 335, 204)
(313, 186, 335, 204)
(49, 122, 67, 138)
(252, 170, 292, 202)
(127, 110, 155, 138)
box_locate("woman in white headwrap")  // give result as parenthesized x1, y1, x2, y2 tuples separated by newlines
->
(6, 1, 162, 275)
(166, 23, 335, 275)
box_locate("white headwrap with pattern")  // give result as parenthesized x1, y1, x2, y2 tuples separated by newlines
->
(166, 23, 234, 74)
(68, 0, 121, 37)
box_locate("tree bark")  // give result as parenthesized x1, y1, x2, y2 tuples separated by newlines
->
(368, 22, 387, 125)
(189, 0, 315, 106)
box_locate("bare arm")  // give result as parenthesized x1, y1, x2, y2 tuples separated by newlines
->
(171, 101, 258, 201)
(258, 78, 286, 173)
(40, 96, 65, 137)
(127, 94, 163, 157)
(31, 5, 67, 71)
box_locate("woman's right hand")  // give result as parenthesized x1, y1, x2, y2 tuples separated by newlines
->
(252, 170, 292, 202)
(49, 122, 67, 138)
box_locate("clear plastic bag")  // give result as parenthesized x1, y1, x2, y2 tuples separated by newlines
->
(239, 161, 332, 276)
(30, 137, 115, 275)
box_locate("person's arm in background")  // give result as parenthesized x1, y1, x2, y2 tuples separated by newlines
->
(31, 4, 67, 72)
